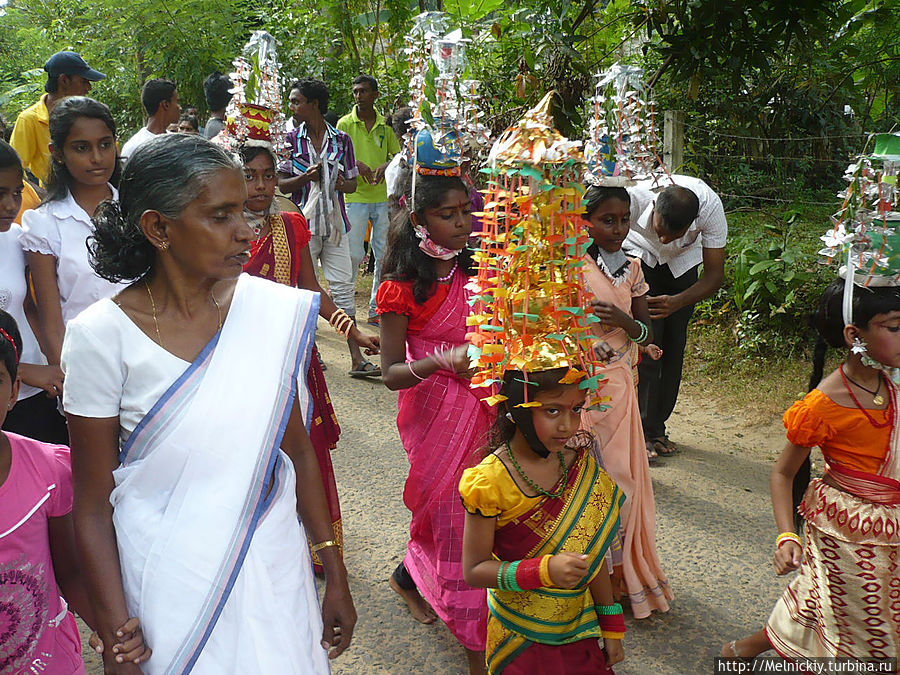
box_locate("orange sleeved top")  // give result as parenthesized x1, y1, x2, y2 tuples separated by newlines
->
(783, 388, 890, 475)
(375, 280, 449, 335)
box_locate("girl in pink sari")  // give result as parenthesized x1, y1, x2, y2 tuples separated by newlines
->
(377, 174, 492, 674)
(579, 186, 673, 619)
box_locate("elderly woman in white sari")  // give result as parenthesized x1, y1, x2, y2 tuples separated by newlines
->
(61, 134, 355, 674)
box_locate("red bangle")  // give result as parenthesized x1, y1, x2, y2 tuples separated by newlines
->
(514, 557, 544, 590)
(598, 613, 626, 634)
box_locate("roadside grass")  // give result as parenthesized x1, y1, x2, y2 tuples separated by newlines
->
(682, 195, 842, 424)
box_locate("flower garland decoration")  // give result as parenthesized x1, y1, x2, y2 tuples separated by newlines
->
(818, 133, 900, 323)
(215, 31, 287, 159)
(584, 62, 670, 188)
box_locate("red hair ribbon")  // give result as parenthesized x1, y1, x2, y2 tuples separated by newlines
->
(0, 328, 18, 364)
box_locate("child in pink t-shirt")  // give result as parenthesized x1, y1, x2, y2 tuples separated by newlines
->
(0, 307, 149, 673)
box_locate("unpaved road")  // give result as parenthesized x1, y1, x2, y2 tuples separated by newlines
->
(80, 303, 802, 674)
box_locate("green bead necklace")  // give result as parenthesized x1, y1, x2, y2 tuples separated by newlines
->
(505, 443, 568, 499)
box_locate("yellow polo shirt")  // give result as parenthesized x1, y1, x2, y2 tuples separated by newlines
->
(337, 106, 400, 204)
(10, 94, 51, 186)
(14, 182, 41, 225)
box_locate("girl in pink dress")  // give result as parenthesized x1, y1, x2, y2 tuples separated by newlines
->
(579, 185, 673, 619)
(0, 308, 148, 674)
(377, 174, 491, 674)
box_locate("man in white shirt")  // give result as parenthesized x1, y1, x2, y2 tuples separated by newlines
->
(623, 175, 727, 456)
(120, 79, 181, 161)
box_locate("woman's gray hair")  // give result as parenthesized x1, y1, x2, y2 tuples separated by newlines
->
(90, 134, 242, 282)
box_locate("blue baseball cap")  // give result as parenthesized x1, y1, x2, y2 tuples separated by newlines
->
(44, 51, 106, 81)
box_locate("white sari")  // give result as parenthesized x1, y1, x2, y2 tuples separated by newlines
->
(109, 275, 329, 674)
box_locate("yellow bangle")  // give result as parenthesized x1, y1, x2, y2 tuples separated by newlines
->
(776, 532, 801, 548)
(311, 539, 341, 554)
(538, 555, 553, 587)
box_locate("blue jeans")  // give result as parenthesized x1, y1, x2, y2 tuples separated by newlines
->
(345, 201, 390, 317)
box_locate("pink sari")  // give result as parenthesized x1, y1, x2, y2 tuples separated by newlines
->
(580, 256, 673, 619)
(397, 269, 492, 650)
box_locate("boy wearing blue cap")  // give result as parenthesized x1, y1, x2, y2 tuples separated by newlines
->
(10, 51, 105, 186)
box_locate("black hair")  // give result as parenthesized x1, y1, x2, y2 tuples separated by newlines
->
(89, 134, 241, 282)
(141, 78, 177, 116)
(203, 71, 233, 112)
(238, 144, 275, 168)
(808, 278, 900, 389)
(488, 368, 592, 459)
(352, 74, 378, 92)
(45, 96, 121, 203)
(381, 174, 475, 304)
(655, 185, 699, 237)
(391, 106, 413, 141)
(584, 185, 630, 260)
(0, 309, 23, 380)
(45, 75, 60, 94)
(179, 114, 199, 131)
(0, 140, 23, 175)
(795, 278, 900, 524)
(289, 78, 329, 115)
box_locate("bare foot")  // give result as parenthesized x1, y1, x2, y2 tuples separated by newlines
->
(389, 575, 438, 624)
(721, 630, 771, 658)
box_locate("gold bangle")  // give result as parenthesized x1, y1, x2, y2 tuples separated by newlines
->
(311, 539, 341, 554)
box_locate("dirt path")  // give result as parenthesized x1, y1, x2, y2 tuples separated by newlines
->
(80, 311, 804, 674)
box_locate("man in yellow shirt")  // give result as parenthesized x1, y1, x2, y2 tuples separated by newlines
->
(10, 51, 105, 185)
(337, 75, 401, 325)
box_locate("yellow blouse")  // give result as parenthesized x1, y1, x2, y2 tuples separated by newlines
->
(459, 453, 545, 527)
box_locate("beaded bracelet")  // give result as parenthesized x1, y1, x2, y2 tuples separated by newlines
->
(776, 532, 802, 549)
(629, 320, 648, 344)
(497, 562, 509, 590)
(595, 602, 623, 616)
(598, 612, 627, 637)
(504, 561, 523, 592)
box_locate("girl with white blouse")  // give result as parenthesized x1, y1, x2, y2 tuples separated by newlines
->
(20, 96, 127, 367)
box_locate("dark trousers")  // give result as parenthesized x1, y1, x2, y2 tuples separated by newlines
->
(3, 392, 69, 445)
(637, 262, 698, 440)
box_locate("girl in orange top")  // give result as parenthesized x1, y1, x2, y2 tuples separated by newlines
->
(724, 279, 900, 663)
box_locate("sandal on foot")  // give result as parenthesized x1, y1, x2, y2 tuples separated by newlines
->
(349, 359, 382, 378)
(652, 436, 679, 456)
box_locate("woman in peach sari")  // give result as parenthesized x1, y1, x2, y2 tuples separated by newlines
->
(579, 185, 673, 619)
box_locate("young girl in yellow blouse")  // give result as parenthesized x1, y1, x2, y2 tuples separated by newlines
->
(460, 368, 626, 674)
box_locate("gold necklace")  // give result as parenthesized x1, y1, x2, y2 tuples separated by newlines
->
(144, 280, 223, 349)
(144, 280, 162, 347)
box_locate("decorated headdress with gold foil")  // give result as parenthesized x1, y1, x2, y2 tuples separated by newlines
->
(213, 31, 286, 157)
(467, 92, 608, 411)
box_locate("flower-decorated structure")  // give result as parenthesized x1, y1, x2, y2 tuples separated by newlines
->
(215, 31, 287, 156)
(467, 92, 608, 409)
(584, 62, 669, 188)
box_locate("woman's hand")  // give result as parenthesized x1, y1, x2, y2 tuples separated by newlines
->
(640, 343, 663, 360)
(603, 637, 625, 666)
(773, 540, 802, 575)
(349, 325, 380, 355)
(320, 576, 357, 659)
(18, 363, 65, 397)
(591, 301, 632, 330)
(548, 551, 589, 589)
